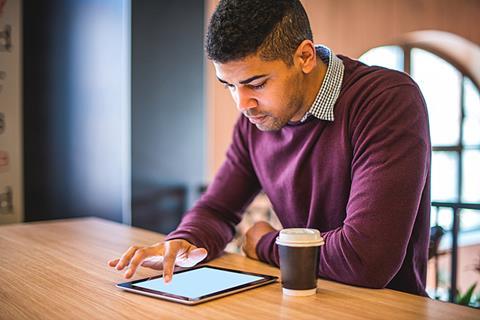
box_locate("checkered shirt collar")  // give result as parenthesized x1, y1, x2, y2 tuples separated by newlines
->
(301, 45, 345, 122)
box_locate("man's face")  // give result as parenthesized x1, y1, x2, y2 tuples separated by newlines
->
(213, 54, 307, 131)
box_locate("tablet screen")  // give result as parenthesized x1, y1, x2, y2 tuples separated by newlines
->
(117, 265, 277, 304)
(133, 267, 264, 299)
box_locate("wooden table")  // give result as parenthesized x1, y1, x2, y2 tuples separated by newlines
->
(0, 218, 478, 319)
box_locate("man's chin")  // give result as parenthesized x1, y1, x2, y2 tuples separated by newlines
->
(255, 120, 285, 132)
(256, 124, 275, 131)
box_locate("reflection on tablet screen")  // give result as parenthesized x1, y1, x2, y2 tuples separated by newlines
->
(133, 268, 263, 299)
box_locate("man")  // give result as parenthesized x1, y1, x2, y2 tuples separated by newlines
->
(109, 0, 431, 296)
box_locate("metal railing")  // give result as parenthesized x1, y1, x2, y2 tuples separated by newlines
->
(431, 201, 480, 302)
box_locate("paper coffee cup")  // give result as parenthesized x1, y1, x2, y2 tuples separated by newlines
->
(276, 228, 324, 296)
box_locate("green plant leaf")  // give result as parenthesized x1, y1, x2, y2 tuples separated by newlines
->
(456, 283, 477, 305)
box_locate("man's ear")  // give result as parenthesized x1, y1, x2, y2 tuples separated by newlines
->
(294, 40, 317, 74)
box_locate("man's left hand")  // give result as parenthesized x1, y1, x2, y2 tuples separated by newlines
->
(242, 221, 277, 260)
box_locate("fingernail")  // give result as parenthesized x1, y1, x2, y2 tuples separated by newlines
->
(164, 275, 171, 283)
(125, 270, 131, 278)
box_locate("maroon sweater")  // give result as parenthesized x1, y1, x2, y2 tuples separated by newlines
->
(167, 56, 431, 296)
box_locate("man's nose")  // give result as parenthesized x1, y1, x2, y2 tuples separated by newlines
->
(234, 88, 257, 112)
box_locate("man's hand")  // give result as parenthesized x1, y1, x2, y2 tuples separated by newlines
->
(108, 239, 208, 283)
(242, 221, 276, 260)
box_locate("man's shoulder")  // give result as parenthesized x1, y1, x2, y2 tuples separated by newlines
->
(338, 55, 421, 102)
(339, 55, 417, 91)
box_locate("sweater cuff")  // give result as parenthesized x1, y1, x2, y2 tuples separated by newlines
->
(256, 230, 280, 267)
(164, 232, 200, 248)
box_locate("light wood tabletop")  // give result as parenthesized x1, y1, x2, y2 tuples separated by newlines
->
(0, 217, 478, 320)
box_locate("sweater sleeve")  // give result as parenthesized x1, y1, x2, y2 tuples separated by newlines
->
(165, 117, 261, 261)
(257, 82, 431, 289)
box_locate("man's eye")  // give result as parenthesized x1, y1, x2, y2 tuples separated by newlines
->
(251, 81, 266, 90)
(223, 83, 235, 90)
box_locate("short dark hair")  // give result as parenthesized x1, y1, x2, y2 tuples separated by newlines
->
(206, 0, 313, 65)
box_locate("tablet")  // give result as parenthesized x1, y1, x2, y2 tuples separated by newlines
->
(116, 265, 278, 305)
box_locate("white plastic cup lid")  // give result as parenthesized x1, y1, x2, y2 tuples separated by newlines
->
(275, 228, 324, 247)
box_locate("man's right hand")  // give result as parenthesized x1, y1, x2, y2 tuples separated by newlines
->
(108, 239, 208, 283)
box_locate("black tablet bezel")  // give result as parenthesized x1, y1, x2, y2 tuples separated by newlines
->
(116, 265, 278, 305)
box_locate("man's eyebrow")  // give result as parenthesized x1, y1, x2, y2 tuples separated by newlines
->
(239, 74, 268, 85)
(217, 74, 268, 86)
(217, 77, 230, 85)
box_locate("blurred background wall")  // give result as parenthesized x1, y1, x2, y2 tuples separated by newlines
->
(131, 0, 205, 233)
(23, 0, 131, 223)
(0, 0, 22, 224)
(21, 0, 205, 234)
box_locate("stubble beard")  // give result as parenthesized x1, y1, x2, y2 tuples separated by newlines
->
(255, 92, 305, 132)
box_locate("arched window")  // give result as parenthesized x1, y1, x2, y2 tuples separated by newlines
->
(360, 31, 480, 303)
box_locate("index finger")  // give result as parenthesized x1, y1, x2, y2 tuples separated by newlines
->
(162, 244, 179, 283)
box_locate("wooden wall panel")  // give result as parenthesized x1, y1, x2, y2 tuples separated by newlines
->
(306, 0, 480, 57)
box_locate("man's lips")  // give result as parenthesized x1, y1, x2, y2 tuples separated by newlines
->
(247, 115, 267, 124)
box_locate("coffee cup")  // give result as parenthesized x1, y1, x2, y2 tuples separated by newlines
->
(275, 228, 324, 296)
